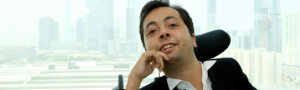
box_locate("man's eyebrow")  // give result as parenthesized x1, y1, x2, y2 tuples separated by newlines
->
(145, 21, 157, 30)
(145, 16, 178, 30)
(164, 16, 178, 22)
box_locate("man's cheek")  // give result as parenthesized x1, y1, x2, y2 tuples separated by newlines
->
(145, 40, 154, 50)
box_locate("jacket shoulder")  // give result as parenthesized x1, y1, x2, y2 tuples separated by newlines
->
(212, 58, 241, 68)
(208, 58, 257, 90)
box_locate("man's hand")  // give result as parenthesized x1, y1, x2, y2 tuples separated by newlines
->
(126, 51, 169, 90)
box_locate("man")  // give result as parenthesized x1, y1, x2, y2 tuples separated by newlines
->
(126, 0, 256, 90)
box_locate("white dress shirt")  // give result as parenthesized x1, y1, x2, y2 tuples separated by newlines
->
(167, 60, 216, 90)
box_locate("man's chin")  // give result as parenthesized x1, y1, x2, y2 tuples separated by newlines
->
(164, 54, 179, 63)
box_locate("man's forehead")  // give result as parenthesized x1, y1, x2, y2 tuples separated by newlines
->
(143, 7, 180, 27)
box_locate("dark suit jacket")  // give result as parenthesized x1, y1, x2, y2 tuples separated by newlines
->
(141, 58, 257, 90)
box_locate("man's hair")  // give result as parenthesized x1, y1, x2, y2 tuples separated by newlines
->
(139, 0, 195, 50)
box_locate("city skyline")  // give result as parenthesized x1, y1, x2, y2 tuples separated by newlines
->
(0, 0, 299, 45)
(0, 0, 299, 89)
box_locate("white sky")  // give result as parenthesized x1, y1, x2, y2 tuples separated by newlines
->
(0, 0, 299, 45)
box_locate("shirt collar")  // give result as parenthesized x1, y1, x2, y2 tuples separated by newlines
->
(166, 60, 216, 90)
(167, 77, 182, 90)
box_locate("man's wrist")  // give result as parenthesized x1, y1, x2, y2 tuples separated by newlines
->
(126, 73, 143, 90)
(128, 73, 143, 83)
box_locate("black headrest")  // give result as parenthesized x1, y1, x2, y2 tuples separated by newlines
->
(194, 30, 230, 61)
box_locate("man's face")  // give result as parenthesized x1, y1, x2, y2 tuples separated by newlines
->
(143, 7, 197, 61)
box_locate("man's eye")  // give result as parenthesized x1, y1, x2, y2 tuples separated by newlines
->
(148, 30, 156, 35)
(170, 24, 177, 27)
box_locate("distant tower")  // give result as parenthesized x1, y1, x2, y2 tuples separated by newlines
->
(85, 0, 114, 52)
(253, 0, 282, 52)
(39, 17, 59, 49)
(282, 13, 300, 49)
(207, 0, 217, 31)
(63, 0, 74, 46)
(76, 18, 85, 49)
(126, 0, 138, 40)
(125, 0, 139, 53)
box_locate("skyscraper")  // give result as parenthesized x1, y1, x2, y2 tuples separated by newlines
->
(282, 13, 300, 49)
(39, 17, 59, 49)
(64, 0, 73, 45)
(76, 18, 85, 50)
(126, 0, 138, 40)
(85, 0, 114, 52)
(253, 0, 282, 52)
(125, 0, 139, 53)
(282, 12, 300, 68)
(207, 0, 217, 31)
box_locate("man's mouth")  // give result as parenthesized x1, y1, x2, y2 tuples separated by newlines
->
(160, 43, 176, 53)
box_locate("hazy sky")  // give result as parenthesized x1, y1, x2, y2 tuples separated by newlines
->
(0, 0, 87, 45)
(0, 0, 299, 45)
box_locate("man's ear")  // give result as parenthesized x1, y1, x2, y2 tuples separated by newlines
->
(192, 34, 197, 48)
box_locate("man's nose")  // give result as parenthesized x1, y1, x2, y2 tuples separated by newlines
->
(159, 31, 170, 40)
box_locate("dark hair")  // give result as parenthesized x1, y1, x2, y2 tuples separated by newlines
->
(139, 0, 194, 50)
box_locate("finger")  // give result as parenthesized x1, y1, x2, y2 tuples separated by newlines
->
(140, 53, 155, 72)
(144, 53, 154, 63)
(144, 54, 157, 67)
(149, 60, 156, 69)
(158, 57, 164, 72)
(154, 52, 164, 72)
(157, 52, 169, 61)
(145, 51, 165, 72)
(148, 56, 156, 67)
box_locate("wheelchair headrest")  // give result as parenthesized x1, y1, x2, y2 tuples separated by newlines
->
(194, 30, 230, 61)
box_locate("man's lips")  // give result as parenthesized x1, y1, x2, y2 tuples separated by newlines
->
(159, 43, 176, 52)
